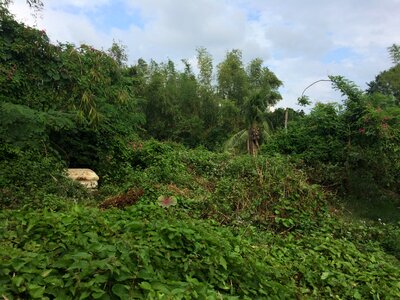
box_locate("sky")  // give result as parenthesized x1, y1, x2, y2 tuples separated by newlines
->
(8, 0, 400, 110)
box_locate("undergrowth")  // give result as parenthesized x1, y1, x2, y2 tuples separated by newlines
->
(1, 141, 399, 299)
(0, 205, 399, 299)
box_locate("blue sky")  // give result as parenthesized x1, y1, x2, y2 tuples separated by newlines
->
(9, 0, 400, 109)
(72, 2, 145, 31)
(322, 47, 359, 64)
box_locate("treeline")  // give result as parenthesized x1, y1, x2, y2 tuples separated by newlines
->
(263, 45, 400, 198)
(1, 4, 400, 203)
(263, 79, 400, 200)
(0, 5, 286, 158)
(129, 50, 284, 150)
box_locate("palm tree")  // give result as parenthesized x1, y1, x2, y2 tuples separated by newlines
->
(223, 59, 282, 155)
(225, 88, 281, 155)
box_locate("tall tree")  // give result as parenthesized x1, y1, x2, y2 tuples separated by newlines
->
(142, 60, 177, 139)
(242, 59, 282, 155)
(174, 59, 204, 146)
(195, 47, 222, 147)
(225, 58, 283, 155)
(388, 44, 400, 64)
(196, 47, 213, 91)
(247, 58, 282, 107)
(108, 40, 128, 67)
(128, 58, 149, 98)
(217, 49, 248, 108)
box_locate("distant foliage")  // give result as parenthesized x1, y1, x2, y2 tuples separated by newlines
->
(263, 75, 400, 199)
(367, 64, 400, 105)
(388, 43, 400, 64)
(130, 49, 282, 150)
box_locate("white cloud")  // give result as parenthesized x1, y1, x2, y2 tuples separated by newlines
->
(9, 0, 112, 47)
(46, 0, 112, 10)
(120, 0, 250, 61)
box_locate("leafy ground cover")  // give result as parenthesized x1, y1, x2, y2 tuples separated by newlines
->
(1, 143, 399, 299)
(1, 204, 399, 299)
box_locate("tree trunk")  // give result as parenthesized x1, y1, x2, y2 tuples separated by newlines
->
(248, 125, 260, 156)
(284, 108, 288, 133)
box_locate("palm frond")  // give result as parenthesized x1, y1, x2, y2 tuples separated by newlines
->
(223, 129, 248, 154)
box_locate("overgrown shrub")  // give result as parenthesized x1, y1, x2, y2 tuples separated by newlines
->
(200, 155, 329, 231)
(0, 146, 89, 210)
(115, 141, 329, 232)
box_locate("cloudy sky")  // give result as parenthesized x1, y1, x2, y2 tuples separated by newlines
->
(8, 0, 400, 109)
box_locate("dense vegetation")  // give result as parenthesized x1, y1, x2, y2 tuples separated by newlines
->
(1, 4, 399, 299)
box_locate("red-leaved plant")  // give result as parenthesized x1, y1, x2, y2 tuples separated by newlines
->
(157, 195, 177, 208)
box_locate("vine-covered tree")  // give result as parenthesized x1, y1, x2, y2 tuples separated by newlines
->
(0, 6, 144, 171)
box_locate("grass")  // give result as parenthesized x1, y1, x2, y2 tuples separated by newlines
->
(343, 194, 400, 224)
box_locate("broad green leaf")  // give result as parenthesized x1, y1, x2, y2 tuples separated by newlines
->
(321, 272, 330, 280)
(11, 276, 24, 287)
(41, 269, 52, 277)
(79, 291, 91, 300)
(151, 282, 170, 293)
(112, 284, 130, 299)
(28, 284, 45, 299)
(140, 282, 152, 290)
(93, 274, 109, 284)
(219, 257, 227, 270)
(353, 290, 362, 299)
(92, 289, 106, 299)
(72, 252, 92, 260)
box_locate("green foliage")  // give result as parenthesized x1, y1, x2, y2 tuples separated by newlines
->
(0, 205, 399, 299)
(326, 217, 400, 260)
(0, 146, 89, 209)
(330, 76, 400, 196)
(223, 129, 249, 154)
(217, 49, 248, 108)
(1, 5, 143, 129)
(264, 76, 400, 199)
(201, 155, 328, 231)
(368, 64, 400, 105)
(196, 47, 213, 89)
(0, 102, 75, 149)
(116, 140, 328, 232)
(388, 43, 400, 64)
(297, 95, 311, 106)
(247, 58, 282, 108)
(218, 56, 282, 155)
(262, 103, 345, 164)
(128, 140, 188, 184)
(108, 40, 128, 67)
(132, 48, 282, 150)
(266, 107, 305, 131)
(0, 6, 144, 196)
(1, 8, 400, 299)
